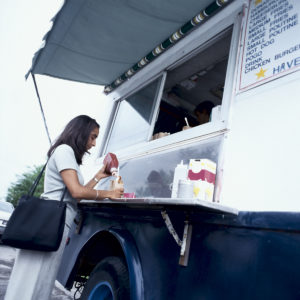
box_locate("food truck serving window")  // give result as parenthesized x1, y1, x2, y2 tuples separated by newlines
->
(105, 24, 235, 153)
(106, 77, 163, 152)
(153, 27, 233, 138)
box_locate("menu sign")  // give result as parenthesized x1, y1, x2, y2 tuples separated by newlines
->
(239, 0, 300, 91)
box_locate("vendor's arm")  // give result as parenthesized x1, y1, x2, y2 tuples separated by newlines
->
(60, 169, 123, 201)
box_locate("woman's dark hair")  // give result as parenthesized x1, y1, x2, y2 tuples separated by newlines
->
(47, 115, 100, 165)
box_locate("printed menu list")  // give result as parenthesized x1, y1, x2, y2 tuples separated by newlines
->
(239, 0, 300, 91)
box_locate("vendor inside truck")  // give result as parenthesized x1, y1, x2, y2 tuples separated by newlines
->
(151, 27, 231, 139)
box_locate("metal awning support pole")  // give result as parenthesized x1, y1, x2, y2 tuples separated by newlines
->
(161, 210, 192, 266)
(31, 73, 52, 146)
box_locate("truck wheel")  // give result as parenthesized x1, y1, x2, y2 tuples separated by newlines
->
(80, 256, 130, 300)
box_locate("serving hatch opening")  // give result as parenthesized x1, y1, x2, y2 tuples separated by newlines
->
(152, 27, 233, 139)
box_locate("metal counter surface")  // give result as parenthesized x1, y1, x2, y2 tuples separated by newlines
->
(79, 197, 238, 215)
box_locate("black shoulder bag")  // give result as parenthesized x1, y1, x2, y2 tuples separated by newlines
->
(2, 162, 67, 252)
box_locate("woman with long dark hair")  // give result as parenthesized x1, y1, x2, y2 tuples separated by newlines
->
(5, 115, 123, 300)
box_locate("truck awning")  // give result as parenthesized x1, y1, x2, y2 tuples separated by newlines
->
(28, 0, 232, 90)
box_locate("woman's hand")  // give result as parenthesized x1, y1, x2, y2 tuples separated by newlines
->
(85, 164, 111, 190)
(108, 187, 124, 200)
(95, 163, 111, 180)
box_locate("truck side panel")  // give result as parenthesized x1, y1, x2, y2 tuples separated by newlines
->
(58, 208, 300, 300)
(222, 72, 300, 211)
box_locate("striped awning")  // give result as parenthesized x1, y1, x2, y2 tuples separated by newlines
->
(28, 0, 232, 93)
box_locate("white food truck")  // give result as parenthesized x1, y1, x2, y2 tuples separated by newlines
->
(28, 0, 300, 299)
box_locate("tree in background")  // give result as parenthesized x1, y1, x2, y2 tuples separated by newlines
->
(6, 165, 44, 207)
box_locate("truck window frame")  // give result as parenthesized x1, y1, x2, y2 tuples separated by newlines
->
(102, 73, 166, 154)
(101, 2, 244, 159)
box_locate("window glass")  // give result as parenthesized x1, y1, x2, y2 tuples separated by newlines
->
(100, 135, 222, 199)
(106, 77, 161, 152)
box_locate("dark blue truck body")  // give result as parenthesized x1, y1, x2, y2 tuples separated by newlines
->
(57, 201, 300, 300)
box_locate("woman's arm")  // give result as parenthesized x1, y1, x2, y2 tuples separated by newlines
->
(60, 169, 123, 201)
(84, 164, 110, 189)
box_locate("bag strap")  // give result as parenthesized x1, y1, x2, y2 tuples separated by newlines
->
(29, 158, 67, 205)
(59, 187, 67, 207)
(28, 159, 49, 196)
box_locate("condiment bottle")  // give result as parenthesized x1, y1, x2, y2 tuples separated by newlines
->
(103, 153, 119, 176)
(171, 160, 188, 198)
(109, 176, 124, 192)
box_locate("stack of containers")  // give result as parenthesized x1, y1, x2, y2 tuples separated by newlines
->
(188, 159, 216, 202)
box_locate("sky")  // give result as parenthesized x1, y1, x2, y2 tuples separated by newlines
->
(0, 0, 111, 200)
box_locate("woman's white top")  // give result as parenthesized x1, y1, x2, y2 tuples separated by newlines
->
(41, 144, 84, 227)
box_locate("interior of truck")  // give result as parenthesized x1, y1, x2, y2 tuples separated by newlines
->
(152, 27, 233, 139)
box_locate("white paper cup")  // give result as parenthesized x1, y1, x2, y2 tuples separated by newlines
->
(177, 179, 193, 198)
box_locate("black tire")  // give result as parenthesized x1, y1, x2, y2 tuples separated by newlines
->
(80, 256, 130, 300)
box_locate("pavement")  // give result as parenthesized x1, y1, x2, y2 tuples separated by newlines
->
(0, 244, 74, 300)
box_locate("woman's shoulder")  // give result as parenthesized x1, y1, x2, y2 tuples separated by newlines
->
(51, 144, 78, 168)
(53, 144, 74, 156)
